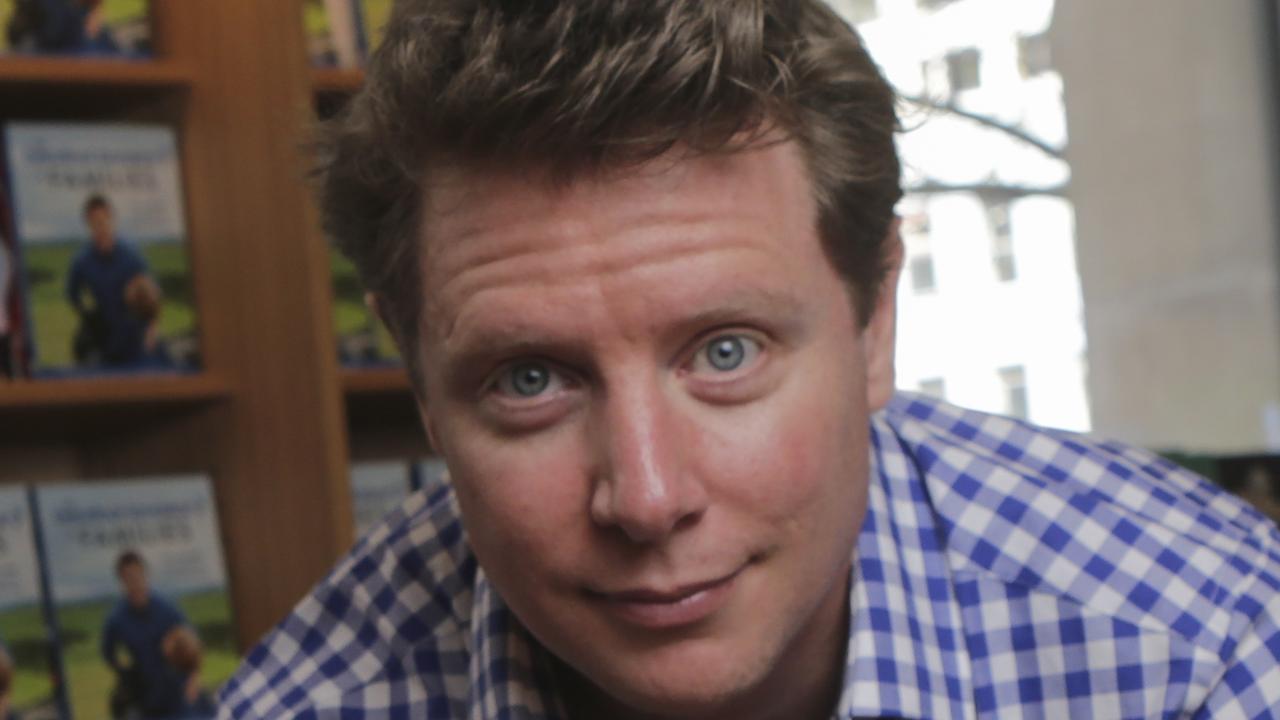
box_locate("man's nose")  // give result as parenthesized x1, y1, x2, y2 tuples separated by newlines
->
(588, 378, 708, 544)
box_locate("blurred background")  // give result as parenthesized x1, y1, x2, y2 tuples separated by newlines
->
(1, 1, 1279, 716)
(829, 0, 1280, 519)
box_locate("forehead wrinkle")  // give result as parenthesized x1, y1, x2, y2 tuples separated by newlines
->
(430, 211, 773, 332)
(438, 238, 786, 362)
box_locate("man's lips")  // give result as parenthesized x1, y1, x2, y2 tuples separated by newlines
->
(587, 567, 745, 629)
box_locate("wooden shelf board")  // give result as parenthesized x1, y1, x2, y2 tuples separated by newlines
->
(0, 373, 231, 410)
(311, 67, 365, 94)
(0, 56, 195, 88)
(342, 366, 411, 395)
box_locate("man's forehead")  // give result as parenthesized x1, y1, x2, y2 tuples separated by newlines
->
(417, 139, 817, 279)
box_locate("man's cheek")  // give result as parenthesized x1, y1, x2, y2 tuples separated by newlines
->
(451, 435, 588, 547)
(690, 404, 834, 511)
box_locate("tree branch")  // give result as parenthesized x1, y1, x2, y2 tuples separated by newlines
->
(901, 93, 1066, 160)
(907, 179, 1069, 200)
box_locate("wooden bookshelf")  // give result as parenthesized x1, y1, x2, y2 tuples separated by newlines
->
(0, 56, 195, 88)
(2, 0, 365, 651)
(0, 373, 229, 409)
(342, 365, 411, 395)
(311, 67, 365, 94)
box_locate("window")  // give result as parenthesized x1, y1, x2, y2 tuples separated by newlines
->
(987, 202, 1016, 282)
(902, 209, 931, 237)
(918, 378, 946, 400)
(909, 256, 936, 294)
(1018, 32, 1053, 78)
(945, 48, 981, 93)
(841, 0, 878, 24)
(902, 204, 936, 294)
(999, 365, 1029, 420)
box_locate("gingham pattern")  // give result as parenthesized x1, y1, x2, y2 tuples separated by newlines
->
(220, 394, 1280, 719)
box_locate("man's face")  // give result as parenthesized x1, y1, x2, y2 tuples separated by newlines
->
(119, 562, 149, 608)
(86, 206, 115, 253)
(415, 141, 899, 717)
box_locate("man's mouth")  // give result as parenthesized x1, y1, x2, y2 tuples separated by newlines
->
(588, 568, 745, 629)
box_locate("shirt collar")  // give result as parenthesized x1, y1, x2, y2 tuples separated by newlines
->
(836, 408, 975, 719)
(468, 573, 566, 719)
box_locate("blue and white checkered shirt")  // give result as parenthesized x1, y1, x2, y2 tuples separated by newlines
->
(219, 395, 1280, 718)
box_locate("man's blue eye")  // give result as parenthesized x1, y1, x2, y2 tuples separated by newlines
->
(508, 363, 551, 396)
(705, 336, 747, 371)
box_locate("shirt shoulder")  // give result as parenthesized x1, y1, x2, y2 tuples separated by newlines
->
(69, 246, 92, 271)
(116, 240, 147, 269)
(103, 600, 128, 629)
(218, 482, 477, 719)
(151, 593, 186, 623)
(879, 394, 1280, 661)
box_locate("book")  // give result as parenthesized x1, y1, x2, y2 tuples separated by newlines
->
(415, 457, 449, 495)
(3, 122, 201, 378)
(1, 0, 150, 57)
(0, 487, 59, 720)
(349, 461, 412, 538)
(331, 245, 400, 367)
(303, 0, 359, 69)
(0, 174, 26, 380)
(33, 476, 235, 720)
(354, 0, 392, 59)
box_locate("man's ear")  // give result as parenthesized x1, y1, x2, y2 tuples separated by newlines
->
(366, 291, 442, 452)
(863, 217, 904, 412)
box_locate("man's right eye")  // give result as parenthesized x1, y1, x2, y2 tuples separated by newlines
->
(493, 361, 565, 399)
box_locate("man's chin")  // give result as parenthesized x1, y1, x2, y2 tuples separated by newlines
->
(561, 640, 774, 720)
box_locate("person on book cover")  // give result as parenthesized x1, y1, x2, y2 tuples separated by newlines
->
(161, 627, 215, 719)
(4, 0, 120, 55)
(66, 193, 170, 370)
(101, 550, 202, 720)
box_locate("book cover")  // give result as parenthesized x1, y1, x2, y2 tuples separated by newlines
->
(3, 122, 201, 378)
(303, 0, 359, 69)
(350, 461, 412, 538)
(0, 174, 27, 381)
(354, 0, 391, 59)
(33, 476, 235, 720)
(331, 245, 399, 367)
(0, 487, 59, 720)
(1, 0, 150, 57)
(414, 457, 449, 495)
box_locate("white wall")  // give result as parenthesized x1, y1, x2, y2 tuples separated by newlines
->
(1054, 1, 1280, 452)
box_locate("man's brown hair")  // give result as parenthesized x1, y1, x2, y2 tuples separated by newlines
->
(115, 549, 145, 576)
(317, 0, 901, 379)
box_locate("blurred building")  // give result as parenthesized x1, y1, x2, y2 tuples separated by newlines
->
(832, 0, 1090, 431)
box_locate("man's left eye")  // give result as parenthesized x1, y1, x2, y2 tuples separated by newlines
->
(691, 334, 762, 374)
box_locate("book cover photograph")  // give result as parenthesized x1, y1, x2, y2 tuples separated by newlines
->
(4, 122, 200, 378)
(302, 0, 358, 68)
(0, 487, 58, 720)
(33, 476, 236, 720)
(350, 461, 412, 538)
(331, 246, 399, 367)
(0, 0, 150, 57)
(0, 177, 26, 380)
